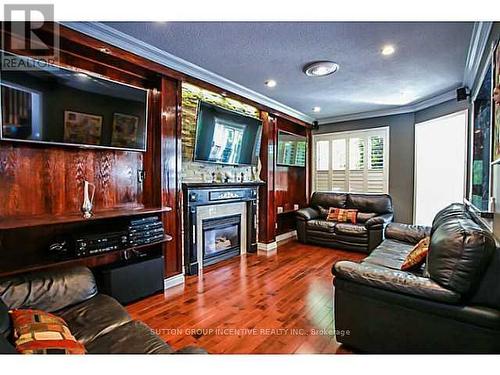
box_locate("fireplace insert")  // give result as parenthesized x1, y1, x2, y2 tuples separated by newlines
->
(202, 214, 241, 266)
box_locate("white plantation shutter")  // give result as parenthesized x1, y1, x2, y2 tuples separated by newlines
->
(331, 170, 347, 191)
(315, 171, 330, 191)
(312, 127, 389, 194)
(314, 140, 330, 190)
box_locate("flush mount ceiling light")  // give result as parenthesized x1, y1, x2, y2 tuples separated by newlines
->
(99, 47, 111, 54)
(313, 106, 321, 113)
(265, 79, 277, 88)
(381, 45, 395, 56)
(303, 61, 339, 77)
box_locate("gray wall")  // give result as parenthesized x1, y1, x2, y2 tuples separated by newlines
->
(415, 99, 469, 124)
(314, 113, 415, 223)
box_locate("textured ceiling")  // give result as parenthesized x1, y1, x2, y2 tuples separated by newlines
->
(104, 22, 473, 120)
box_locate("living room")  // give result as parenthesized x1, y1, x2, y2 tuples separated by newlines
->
(1, 0, 500, 372)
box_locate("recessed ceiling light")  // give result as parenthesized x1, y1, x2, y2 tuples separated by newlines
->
(313, 106, 321, 113)
(99, 47, 111, 54)
(381, 45, 395, 56)
(265, 80, 277, 88)
(303, 61, 339, 77)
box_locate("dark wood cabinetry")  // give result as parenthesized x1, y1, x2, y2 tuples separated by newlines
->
(0, 23, 180, 277)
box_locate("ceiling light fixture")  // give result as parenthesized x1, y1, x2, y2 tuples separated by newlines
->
(313, 106, 321, 113)
(99, 47, 112, 54)
(381, 45, 395, 56)
(303, 61, 339, 77)
(265, 80, 277, 88)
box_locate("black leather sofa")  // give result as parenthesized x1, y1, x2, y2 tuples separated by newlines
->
(0, 266, 206, 354)
(296, 192, 393, 253)
(332, 203, 500, 353)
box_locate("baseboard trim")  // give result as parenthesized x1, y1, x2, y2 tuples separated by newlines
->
(276, 230, 297, 243)
(257, 241, 277, 252)
(163, 274, 185, 290)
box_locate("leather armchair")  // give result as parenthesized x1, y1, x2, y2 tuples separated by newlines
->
(297, 192, 393, 253)
(332, 204, 500, 353)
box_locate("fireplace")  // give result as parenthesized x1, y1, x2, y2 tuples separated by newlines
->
(202, 214, 241, 266)
(182, 182, 262, 275)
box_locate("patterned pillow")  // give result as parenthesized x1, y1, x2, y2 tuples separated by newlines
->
(401, 237, 430, 271)
(326, 208, 358, 224)
(9, 309, 85, 354)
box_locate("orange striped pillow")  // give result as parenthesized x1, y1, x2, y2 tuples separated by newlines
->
(401, 237, 430, 271)
(9, 309, 85, 354)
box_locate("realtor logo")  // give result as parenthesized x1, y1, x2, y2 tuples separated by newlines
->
(1, 4, 59, 70)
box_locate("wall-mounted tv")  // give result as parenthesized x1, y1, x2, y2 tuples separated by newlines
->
(277, 130, 307, 167)
(194, 101, 262, 166)
(0, 52, 148, 152)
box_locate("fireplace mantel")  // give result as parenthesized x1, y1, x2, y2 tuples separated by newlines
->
(182, 183, 259, 275)
(182, 181, 265, 189)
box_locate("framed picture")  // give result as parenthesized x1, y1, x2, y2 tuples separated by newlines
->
(111, 112, 139, 148)
(63, 111, 102, 145)
(494, 40, 500, 163)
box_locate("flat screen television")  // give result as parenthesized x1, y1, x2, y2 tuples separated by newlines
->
(277, 130, 307, 167)
(194, 101, 262, 166)
(0, 52, 148, 152)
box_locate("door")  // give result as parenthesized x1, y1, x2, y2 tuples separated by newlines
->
(414, 110, 468, 225)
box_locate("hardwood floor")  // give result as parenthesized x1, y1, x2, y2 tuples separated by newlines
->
(126, 240, 365, 354)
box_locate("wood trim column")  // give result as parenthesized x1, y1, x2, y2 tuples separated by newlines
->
(161, 77, 183, 277)
(258, 112, 277, 244)
(306, 127, 313, 204)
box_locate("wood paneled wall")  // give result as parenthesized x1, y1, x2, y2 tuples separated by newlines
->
(258, 112, 277, 244)
(0, 22, 182, 277)
(275, 117, 311, 236)
(0, 146, 143, 217)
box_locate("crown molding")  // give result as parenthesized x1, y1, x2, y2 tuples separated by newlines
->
(317, 88, 458, 125)
(464, 21, 493, 89)
(62, 22, 314, 124)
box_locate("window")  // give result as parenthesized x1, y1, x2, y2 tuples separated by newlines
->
(312, 127, 389, 193)
(331, 139, 346, 170)
(316, 140, 330, 171)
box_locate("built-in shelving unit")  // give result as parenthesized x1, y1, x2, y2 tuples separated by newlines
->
(0, 206, 172, 230)
(0, 234, 172, 278)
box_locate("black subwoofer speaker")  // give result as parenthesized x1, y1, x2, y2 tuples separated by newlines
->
(95, 255, 164, 305)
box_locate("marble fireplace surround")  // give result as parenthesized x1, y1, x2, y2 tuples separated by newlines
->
(196, 202, 247, 273)
(182, 182, 261, 276)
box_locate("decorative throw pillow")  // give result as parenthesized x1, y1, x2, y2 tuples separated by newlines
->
(9, 309, 85, 354)
(326, 208, 358, 224)
(401, 237, 430, 271)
